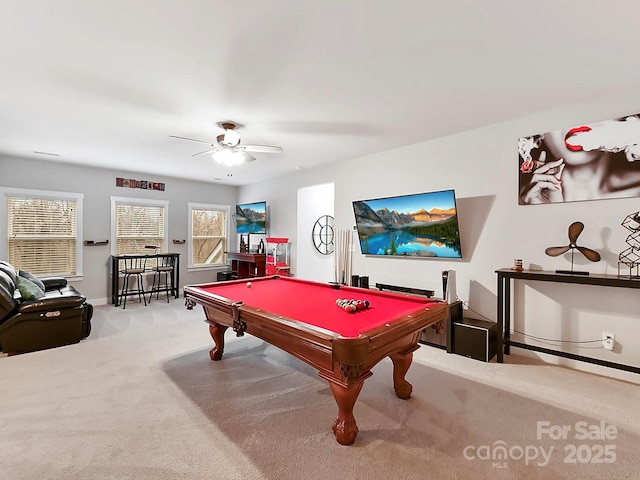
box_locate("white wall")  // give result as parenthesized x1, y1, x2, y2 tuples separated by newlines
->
(240, 98, 640, 383)
(296, 183, 334, 281)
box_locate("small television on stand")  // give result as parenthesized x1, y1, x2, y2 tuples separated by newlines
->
(235, 201, 267, 252)
(352, 189, 462, 259)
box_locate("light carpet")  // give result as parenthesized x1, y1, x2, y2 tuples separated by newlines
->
(1, 300, 638, 480)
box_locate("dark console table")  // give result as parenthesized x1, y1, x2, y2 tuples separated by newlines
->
(227, 252, 266, 279)
(496, 268, 640, 374)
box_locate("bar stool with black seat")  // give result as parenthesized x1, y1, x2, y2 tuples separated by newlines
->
(119, 255, 148, 308)
(148, 254, 175, 303)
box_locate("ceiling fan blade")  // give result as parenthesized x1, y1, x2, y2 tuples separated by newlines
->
(568, 221, 584, 244)
(170, 135, 214, 146)
(577, 246, 601, 262)
(243, 152, 256, 162)
(192, 148, 218, 157)
(545, 245, 571, 257)
(238, 144, 283, 153)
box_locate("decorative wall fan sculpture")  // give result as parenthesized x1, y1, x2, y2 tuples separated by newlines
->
(544, 221, 601, 275)
(170, 121, 283, 166)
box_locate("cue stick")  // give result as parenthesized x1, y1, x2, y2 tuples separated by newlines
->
(342, 229, 347, 284)
(343, 229, 347, 284)
(333, 230, 339, 283)
(338, 229, 343, 284)
(337, 229, 341, 283)
(347, 229, 352, 282)
(341, 229, 345, 283)
(345, 230, 350, 283)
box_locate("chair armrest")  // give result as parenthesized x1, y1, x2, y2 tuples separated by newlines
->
(17, 294, 86, 314)
(40, 277, 68, 290)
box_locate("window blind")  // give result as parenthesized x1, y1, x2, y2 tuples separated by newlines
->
(7, 196, 77, 275)
(115, 203, 165, 257)
(191, 208, 227, 266)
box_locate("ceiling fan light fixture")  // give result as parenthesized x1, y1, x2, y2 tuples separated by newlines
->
(222, 129, 241, 147)
(212, 148, 245, 166)
(171, 120, 281, 163)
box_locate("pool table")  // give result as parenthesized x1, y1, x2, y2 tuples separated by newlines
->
(183, 275, 448, 445)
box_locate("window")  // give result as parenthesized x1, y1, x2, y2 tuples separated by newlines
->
(111, 197, 169, 259)
(1, 187, 83, 277)
(188, 203, 230, 269)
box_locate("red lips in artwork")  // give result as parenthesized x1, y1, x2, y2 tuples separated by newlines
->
(564, 126, 592, 152)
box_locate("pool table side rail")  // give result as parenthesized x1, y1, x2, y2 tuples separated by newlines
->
(232, 305, 343, 374)
(351, 302, 448, 371)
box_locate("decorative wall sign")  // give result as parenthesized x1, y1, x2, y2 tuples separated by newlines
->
(116, 177, 165, 191)
(518, 113, 640, 205)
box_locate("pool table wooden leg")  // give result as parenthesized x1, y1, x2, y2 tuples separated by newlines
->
(208, 323, 228, 361)
(329, 381, 364, 445)
(389, 351, 413, 399)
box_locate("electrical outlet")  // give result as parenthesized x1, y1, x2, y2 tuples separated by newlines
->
(602, 332, 615, 351)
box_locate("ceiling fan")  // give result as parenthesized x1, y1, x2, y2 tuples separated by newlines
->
(170, 121, 283, 166)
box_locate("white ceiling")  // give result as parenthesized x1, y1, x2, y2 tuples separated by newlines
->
(2, 1, 640, 186)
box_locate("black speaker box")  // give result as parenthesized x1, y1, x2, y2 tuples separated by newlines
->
(217, 271, 233, 282)
(452, 317, 497, 362)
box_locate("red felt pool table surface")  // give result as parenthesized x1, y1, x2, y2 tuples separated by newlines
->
(192, 275, 440, 338)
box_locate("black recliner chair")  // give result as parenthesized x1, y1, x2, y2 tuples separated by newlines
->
(0, 261, 93, 354)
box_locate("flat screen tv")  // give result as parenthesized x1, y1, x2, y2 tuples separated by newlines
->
(352, 189, 462, 258)
(235, 201, 267, 234)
